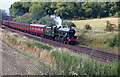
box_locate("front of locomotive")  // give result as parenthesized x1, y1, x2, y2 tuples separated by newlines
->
(59, 26, 78, 45)
(67, 27, 78, 45)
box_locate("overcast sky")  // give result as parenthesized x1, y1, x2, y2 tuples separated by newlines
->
(0, 0, 20, 15)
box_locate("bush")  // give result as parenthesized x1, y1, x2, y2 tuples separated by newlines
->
(105, 21, 116, 31)
(84, 24, 92, 30)
(77, 30, 88, 45)
(32, 20, 37, 24)
(109, 35, 120, 47)
(62, 20, 76, 27)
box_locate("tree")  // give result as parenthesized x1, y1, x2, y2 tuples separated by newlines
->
(29, 3, 46, 20)
(37, 15, 55, 25)
(9, 2, 29, 17)
(10, 2, 119, 20)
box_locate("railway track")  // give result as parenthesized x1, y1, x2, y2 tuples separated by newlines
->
(1, 25, 120, 63)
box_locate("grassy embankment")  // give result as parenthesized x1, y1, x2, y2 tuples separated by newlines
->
(0, 29, 119, 75)
(71, 17, 119, 53)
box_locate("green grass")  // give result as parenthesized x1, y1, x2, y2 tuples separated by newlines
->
(25, 41, 52, 51)
(71, 17, 118, 30)
(18, 51, 35, 60)
(38, 61, 48, 68)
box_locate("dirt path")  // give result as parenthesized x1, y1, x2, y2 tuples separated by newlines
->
(1, 40, 51, 75)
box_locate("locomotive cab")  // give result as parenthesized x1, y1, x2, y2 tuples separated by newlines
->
(68, 28, 75, 36)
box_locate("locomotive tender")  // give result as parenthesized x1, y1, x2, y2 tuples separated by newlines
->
(2, 20, 78, 45)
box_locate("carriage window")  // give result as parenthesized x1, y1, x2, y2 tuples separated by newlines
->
(41, 29, 43, 31)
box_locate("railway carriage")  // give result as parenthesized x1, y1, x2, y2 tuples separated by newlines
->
(16, 22, 29, 31)
(2, 20, 9, 26)
(29, 24, 46, 36)
(3, 20, 29, 32)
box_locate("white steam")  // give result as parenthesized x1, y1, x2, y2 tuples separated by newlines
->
(50, 14, 62, 28)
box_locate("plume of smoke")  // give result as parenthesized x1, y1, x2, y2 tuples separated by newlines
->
(50, 14, 62, 28)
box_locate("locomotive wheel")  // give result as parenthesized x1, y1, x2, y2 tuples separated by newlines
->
(59, 37, 62, 42)
(43, 35, 45, 38)
(61, 38, 64, 43)
(50, 36, 52, 40)
(54, 37, 57, 41)
(61, 41, 64, 43)
(57, 36, 59, 42)
(50, 36, 53, 40)
(66, 41, 69, 44)
(63, 41, 66, 44)
(55, 36, 58, 42)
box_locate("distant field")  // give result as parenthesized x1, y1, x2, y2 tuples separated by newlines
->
(71, 17, 118, 30)
(70, 17, 118, 53)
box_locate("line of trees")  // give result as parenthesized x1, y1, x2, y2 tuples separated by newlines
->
(9, 2, 119, 20)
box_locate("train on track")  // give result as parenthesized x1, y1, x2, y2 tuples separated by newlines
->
(2, 20, 78, 45)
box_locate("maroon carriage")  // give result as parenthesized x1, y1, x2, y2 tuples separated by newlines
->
(2, 20, 9, 26)
(29, 24, 46, 35)
(8, 21, 29, 31)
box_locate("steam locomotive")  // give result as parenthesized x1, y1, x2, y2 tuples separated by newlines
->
(2, 20, 78, 45)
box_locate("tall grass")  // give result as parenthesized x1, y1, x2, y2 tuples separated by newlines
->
(50, 50, 119, 75)
(76, 30, 118, 52)
(50, 50, 79, 75)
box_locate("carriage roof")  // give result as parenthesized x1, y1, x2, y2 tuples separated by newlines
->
(30, 24, 47, 27)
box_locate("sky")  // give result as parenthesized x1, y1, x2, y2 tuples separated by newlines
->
(0, 0, 20, 15)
